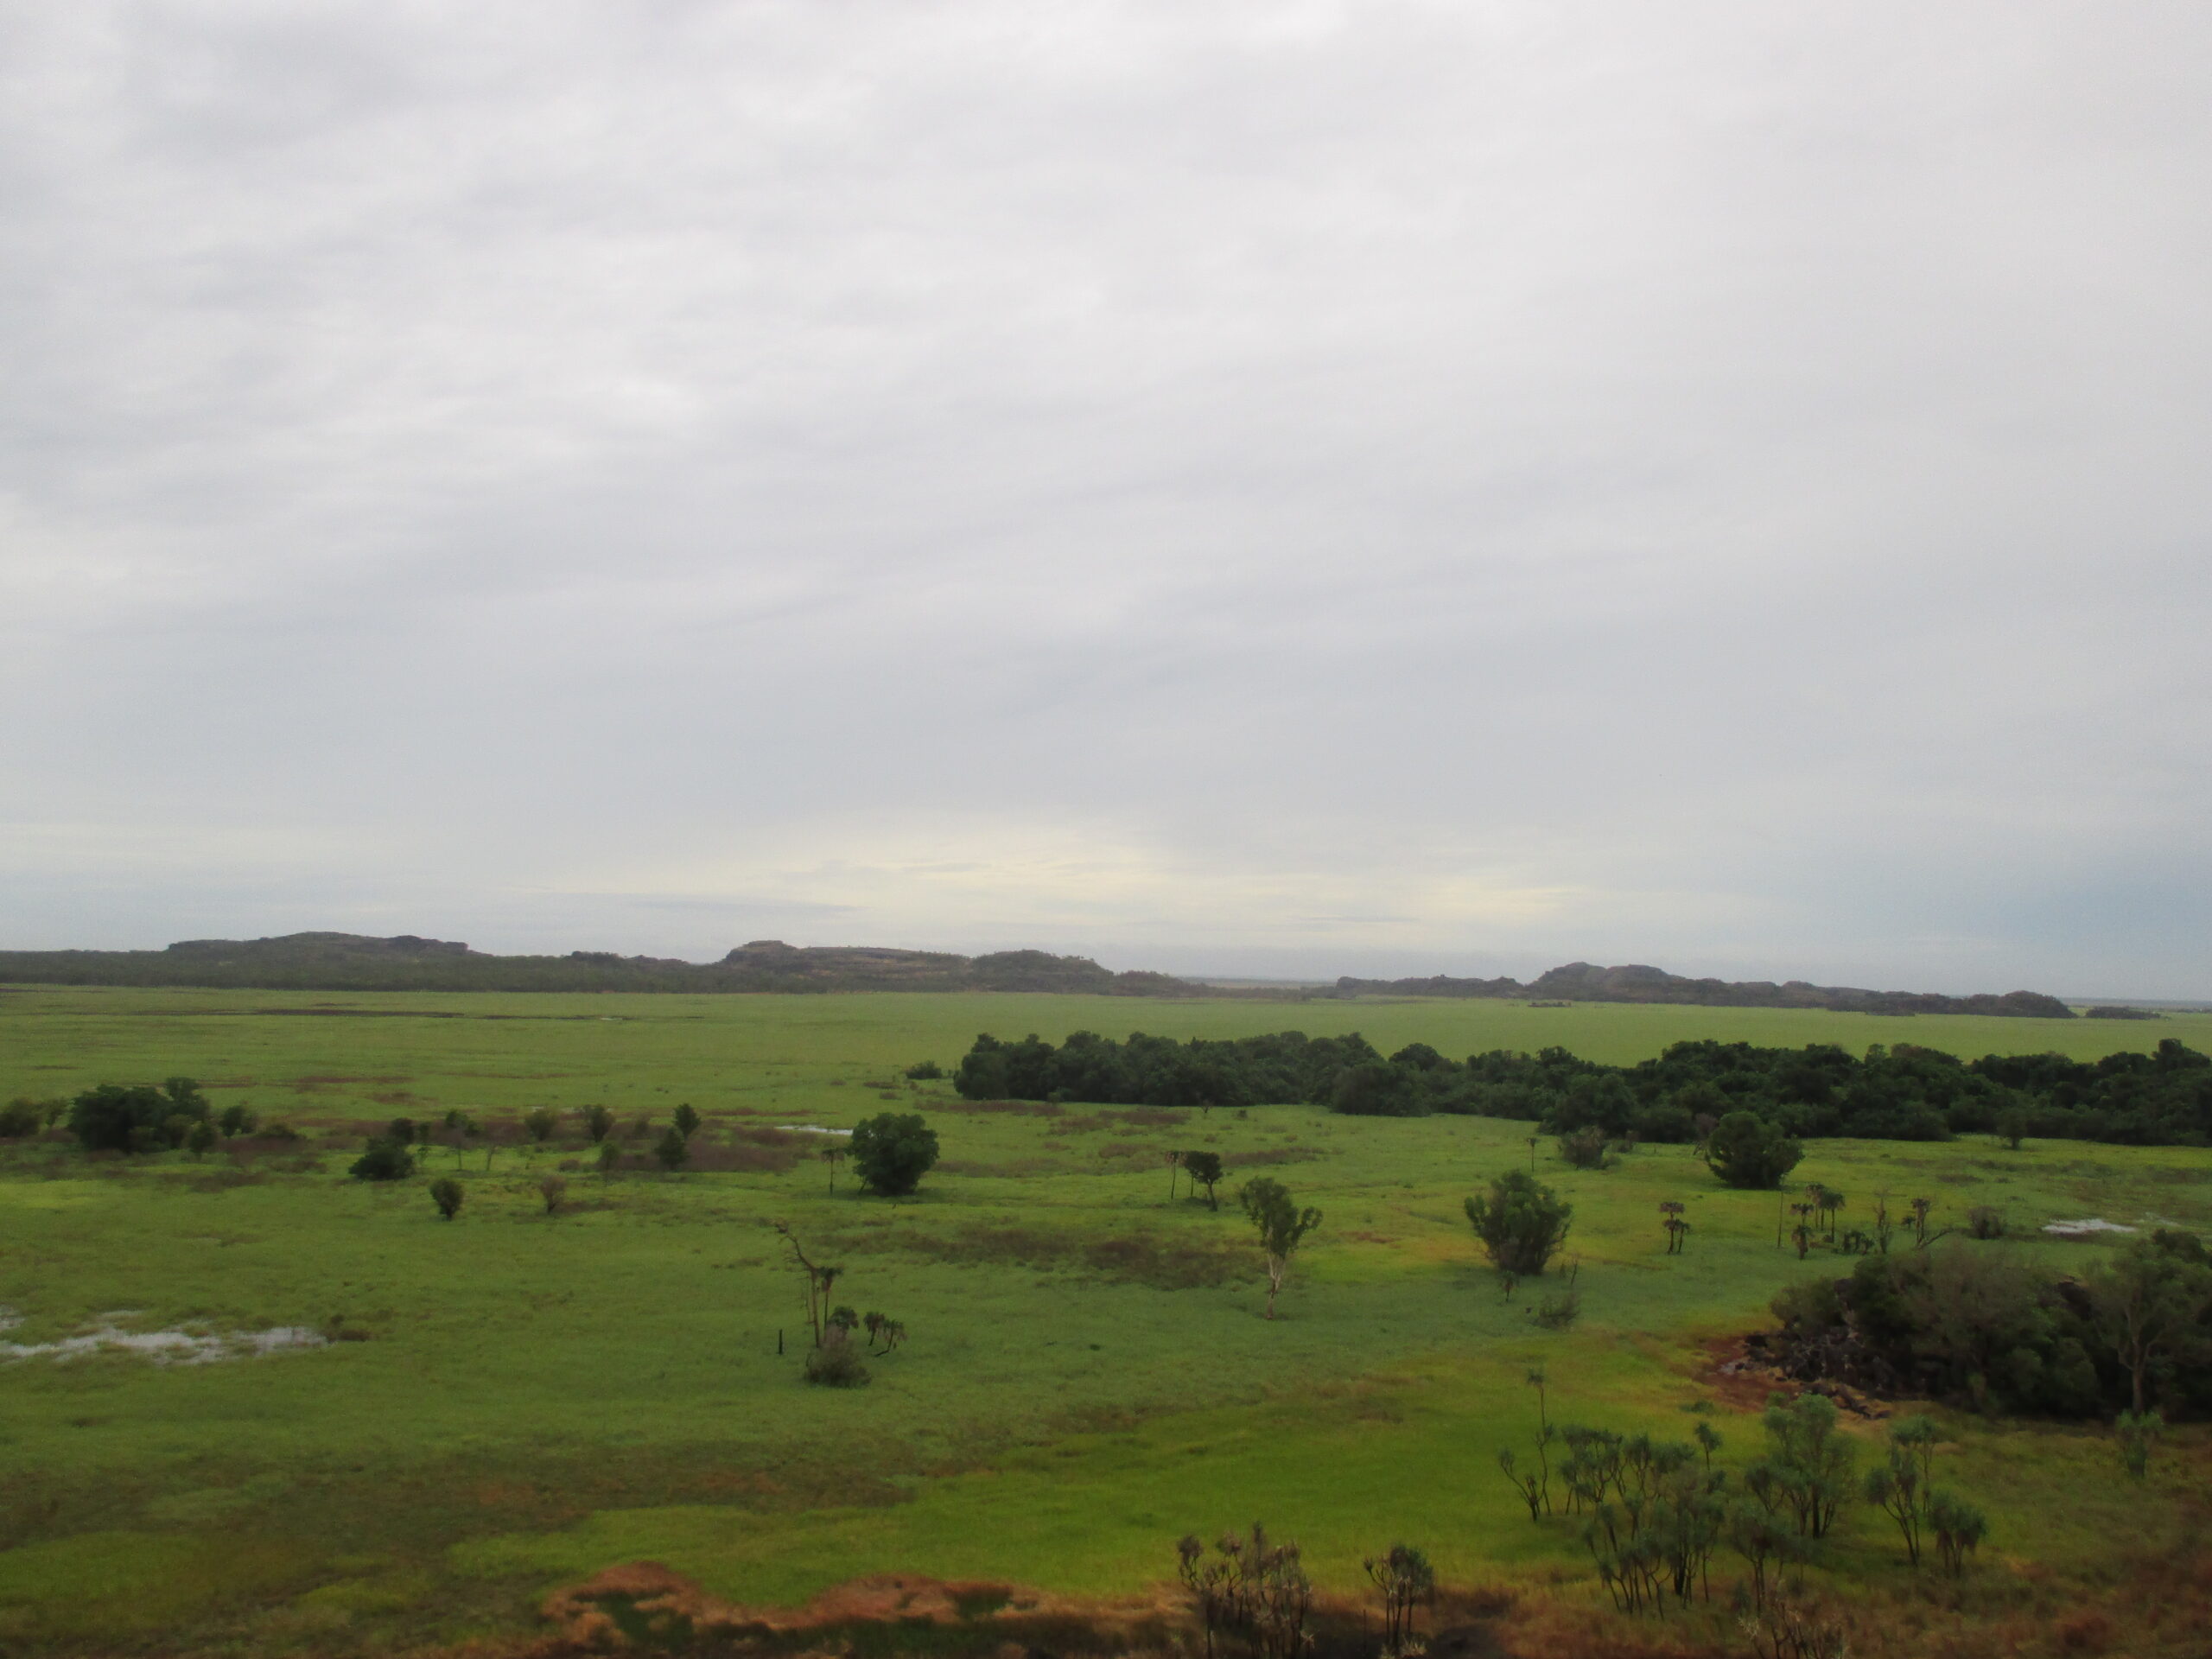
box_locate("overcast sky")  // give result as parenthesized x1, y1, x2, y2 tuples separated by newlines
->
(3, 3, 2208, 995)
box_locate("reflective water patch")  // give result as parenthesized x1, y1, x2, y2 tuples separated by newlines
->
(0, 1306, 325, 1364)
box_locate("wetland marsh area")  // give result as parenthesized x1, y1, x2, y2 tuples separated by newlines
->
(3, 987, 2209, 1656)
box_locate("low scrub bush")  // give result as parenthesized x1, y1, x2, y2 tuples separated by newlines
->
(1555, 1128, 1611, 1169)
(803, 1340, 870, 1387)
(348, 1136, 416, 1182)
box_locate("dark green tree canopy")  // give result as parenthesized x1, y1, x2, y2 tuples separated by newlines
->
(1702, 1112, 1805, 1189)
(349, 1136, 416, 1182)
(68, 1079, 209, 1152)
(849, 1112, 940, 1196)
(1465, 1171, 1573, 1275)
(950, 1029, 2212, 1147)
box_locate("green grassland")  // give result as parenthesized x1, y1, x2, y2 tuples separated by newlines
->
(2, 986, 2209, 1655)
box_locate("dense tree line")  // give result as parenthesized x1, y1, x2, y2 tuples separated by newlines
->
(955, 1030, 2212, 1147)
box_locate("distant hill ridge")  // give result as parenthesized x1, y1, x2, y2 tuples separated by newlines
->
(1332, 960, 2075, 1019)
(0, 933, 1198, 996)
(0, 932, 2077, 1014)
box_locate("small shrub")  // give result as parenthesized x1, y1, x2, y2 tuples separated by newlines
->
(904, 1061, 944, 1080)
(579, 1105, 616, 1144)
(217, 1103, 260, 1138)
(349, 1136, 416, 1182)
(429, 1177, 465, 1219)
(803, 1340, 871, 1387)
(522, 1108, 559, 1143)
(2116, 1409, 2162, 1478)
(1530, 1281, 1581, 1329)
(537, 1175, 569, 1215)
(1928, 1491, 1986, 1575)
(654, 1127, 690, 1171)
(1556, 1127, 1611, 1169)
(1967, 1205, 2007, 1240)
(0, 1098, 44, 1138)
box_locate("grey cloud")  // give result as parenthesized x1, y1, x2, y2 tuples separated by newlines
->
(2, 2, 2208, 993)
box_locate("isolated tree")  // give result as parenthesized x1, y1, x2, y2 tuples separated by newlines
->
(522, 1108, 559, 1144)
(773, 1221, 842, 1346)
(1928, 1491, 1986, 1576)
(537, 1174, 569, 1215)
(1701, 1112, 1803, 1190)
(1862, 1415, 1940, 1567)
(654, 1126, 690, 1171)
(1240, 1177, 1322, 1319)
(671, 1103, 702, 1141)
(1464, 1171, 1573, 1276)
(849, 1112, 939, 1196)
(579, 1104, 616, 1145)
(1183, 1150, 1225, 1210)
(1755, 1391, 1856, 1539)
(429, 1177, 466, 1220)
(823, 1146, 847, 1191)
(595, 1141, 621, 1179)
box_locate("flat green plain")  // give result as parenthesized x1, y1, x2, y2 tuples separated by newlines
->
(2, 986, 2208, 1654)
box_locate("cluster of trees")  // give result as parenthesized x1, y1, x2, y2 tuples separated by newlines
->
(955, 1031, 2212, 1147)
(956, 1030, 1379, 1110)
(1769, 1230, 2212, 1423)
(57, 1078, 268, 1156)
(1499, 1380, 1986, 1629)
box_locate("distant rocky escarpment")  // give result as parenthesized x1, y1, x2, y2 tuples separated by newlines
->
(0, 935, 2077, 1014)
(0, 933, 1206, 995)
(1332, 959, 2076, 1019)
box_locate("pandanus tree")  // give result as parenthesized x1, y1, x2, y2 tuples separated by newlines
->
(773, 1221, 845, 1347)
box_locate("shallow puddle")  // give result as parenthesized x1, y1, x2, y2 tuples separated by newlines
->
(0, 1306, 326, 1364)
